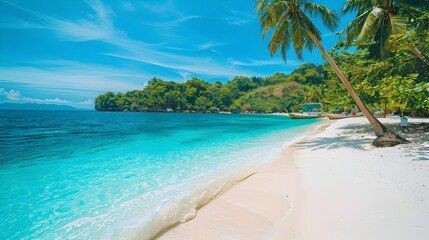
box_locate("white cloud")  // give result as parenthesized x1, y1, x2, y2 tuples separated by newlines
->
(105, 52, 257, 79)
(79, 99, 94, 105)
(144, 16, 200, 28)
(160, 42, 224, 52)
(224, 18, 250, 26)
(0, 0, 240, 80)
(231, 58, 300, 67)
(0, 87, 72, 104)
(22, 97, 70, 104)
(196, 42, 223, 50)
(0, 60, 150, 93)
(0, 88, 22, 100)
(222, 4, 255, 26)
(0, 0, 122, 42)
(0, 0, 287, 87)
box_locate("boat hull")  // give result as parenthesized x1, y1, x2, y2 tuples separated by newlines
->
(289, 113, 325, 119)
(326, 114, 363, 120)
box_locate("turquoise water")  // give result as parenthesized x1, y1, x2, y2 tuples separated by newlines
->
(0, 111, 319, 239)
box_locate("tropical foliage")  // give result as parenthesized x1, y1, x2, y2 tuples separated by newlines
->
(95, 56, 428, 116)
(96, 0, 429, 121)
(342, 0, 429, 61)
(95, 65, 327, 113)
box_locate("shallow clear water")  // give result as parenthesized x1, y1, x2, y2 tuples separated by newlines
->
(0, 111, 319, 239)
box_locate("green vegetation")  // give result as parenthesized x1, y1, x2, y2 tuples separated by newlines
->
(96, 0, 428, 126)
(95, 53, 428, 116)
(256, 0, 410, 146)
(95, 67, 326, 113)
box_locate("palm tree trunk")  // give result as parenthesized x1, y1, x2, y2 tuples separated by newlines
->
(410, 46, 429, 67)
(306, 30, 409, 146)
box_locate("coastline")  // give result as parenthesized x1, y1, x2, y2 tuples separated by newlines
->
(157, 116, 429, 240)
(155, 120, 329, 239)
(115, 116, 322, 240)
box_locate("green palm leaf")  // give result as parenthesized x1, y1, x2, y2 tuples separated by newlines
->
(342, 0, 426, 59)
(303, 2, 340, 31)
(255, 0, 339, 61)
(359, 7, 384, 42)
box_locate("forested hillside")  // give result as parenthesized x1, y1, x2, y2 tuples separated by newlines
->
(95, 52, 428, 115)
(95, 63, 331, 113)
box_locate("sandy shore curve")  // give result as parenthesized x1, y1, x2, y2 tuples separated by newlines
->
(157, 117, 429, 240)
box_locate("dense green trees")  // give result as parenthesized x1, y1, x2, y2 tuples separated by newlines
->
(95, 55, 428, 116)
(95, 76, 266, 112)
(95, 64, 327, 113)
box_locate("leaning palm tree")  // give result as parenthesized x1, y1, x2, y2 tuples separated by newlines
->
(256, 0, 408, 147)
(342, 0, 429, 66)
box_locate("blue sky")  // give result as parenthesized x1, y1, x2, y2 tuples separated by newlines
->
(0, 0, 353, 109)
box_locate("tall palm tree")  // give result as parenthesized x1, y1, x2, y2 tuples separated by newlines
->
(256, 0, 408, 147)
(342, 0, 429, 66)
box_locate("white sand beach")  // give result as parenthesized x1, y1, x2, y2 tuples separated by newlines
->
(157, 117, 429, 240)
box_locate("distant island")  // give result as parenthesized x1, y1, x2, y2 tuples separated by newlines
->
(95, 63, 330, 114)
(0, 103, 86, 111)
(95, 61, 428, 116)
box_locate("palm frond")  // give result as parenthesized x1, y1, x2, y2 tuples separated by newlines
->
(342, 10, 371, 45)
(397, 0, 429, 10)
(358, 7, 384, 41)
(300, 12, 321, 51)
(255, 0, 333, 61)
(389, 14, 406, 34)
(303, 2, 340, 31)
(342, 0, 375, 14)
(268, 17, 291, 59)
(289, 13, 305, 60)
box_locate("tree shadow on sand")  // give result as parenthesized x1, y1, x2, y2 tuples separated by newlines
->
(295, 135, 371, 151)
(293, 122, 428, 157)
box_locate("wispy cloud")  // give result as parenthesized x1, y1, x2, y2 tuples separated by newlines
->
(0, 87, 71, 104)
(0, 0, 242, 80)
(224, 18, 250, 26)
(0, 0, 285, 90)
(0, 60, 149, 94)
(143, 16, 200, 28)
(79, 99, 95, 105)
(0, 87, 97, 108)
(0, 88, 21, 100)
(231, 58, 300, 67)
(222, 4, 255, 26)
(22, 96, 70, 104)
(196, 42, 223, 50)
(105, 52, 257, 79)
(0, 0, 121, 42)
(160, 42, 223, 52)
(223, 4, 240, 15)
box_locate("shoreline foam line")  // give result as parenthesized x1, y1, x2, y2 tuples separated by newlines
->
(129, 120, 326, 240)
(155, 120, 331, 240)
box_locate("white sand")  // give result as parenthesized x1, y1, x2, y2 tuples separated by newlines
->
(157, 117, 429, 240)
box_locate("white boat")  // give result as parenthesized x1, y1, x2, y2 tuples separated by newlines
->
(326, 113, 363, 120)
(289, 103, 325, 119)
(289, 112, 325, 119)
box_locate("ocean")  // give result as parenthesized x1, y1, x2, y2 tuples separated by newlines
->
(0, 110, 319, 239)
